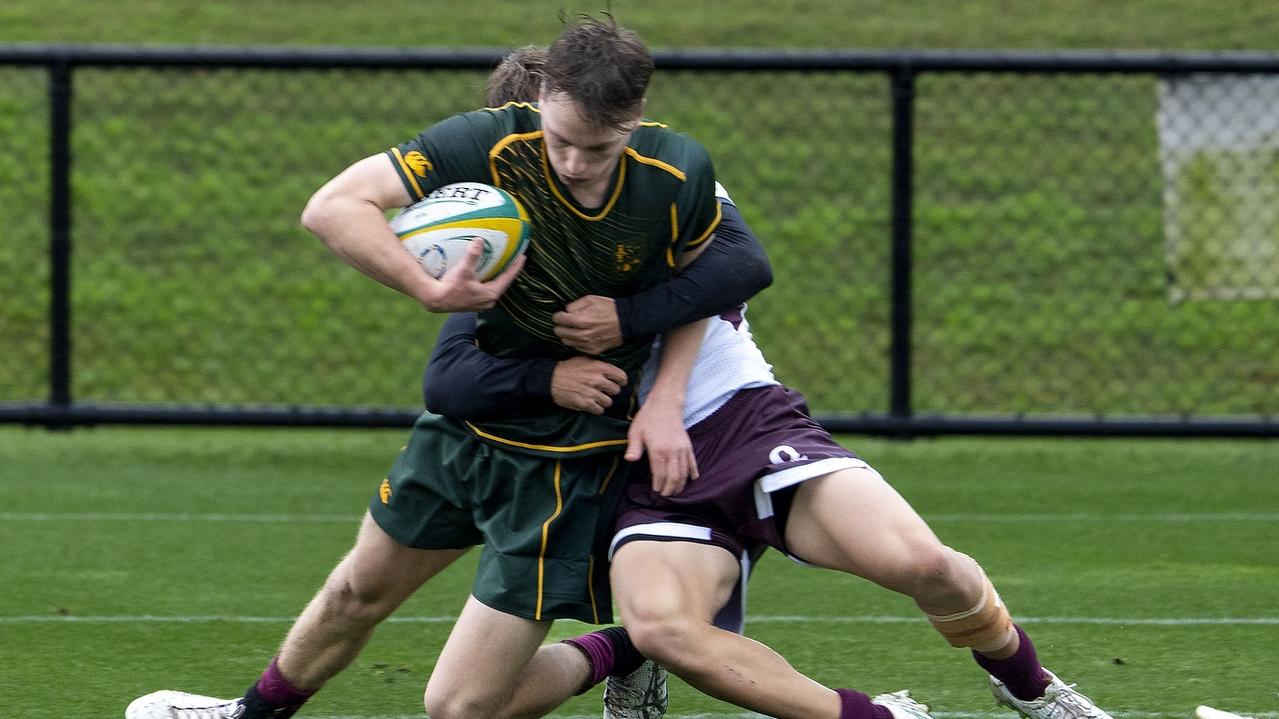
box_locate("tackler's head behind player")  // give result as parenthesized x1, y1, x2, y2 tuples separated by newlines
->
(539, 15, 652, 198)
(486, 45, 546, 107)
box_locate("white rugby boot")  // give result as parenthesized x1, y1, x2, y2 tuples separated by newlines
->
(872, 690, 935, 719)
(1196, 707, 1255, 719)
(990, 669, 1113, 719)
(125, 690, 245, 719)
(602, 659, 668, 719)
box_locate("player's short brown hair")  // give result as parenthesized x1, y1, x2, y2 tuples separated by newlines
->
(543, 15, 652, 131)
(487, 46, 548, 107)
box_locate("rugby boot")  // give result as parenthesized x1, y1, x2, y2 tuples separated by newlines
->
(602, 659, 668, 719)
(1196, 707, 1256, 719)
(991, 669, 1113, 719)
(872, 690, 936, 719)
(126, 691, 245, 718)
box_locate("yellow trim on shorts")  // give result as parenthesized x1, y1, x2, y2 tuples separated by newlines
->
(597, 454, 621, 496)
(463, 421, 629, 453)
(587, 554, 599, 624)
(535, 461, 565, 620)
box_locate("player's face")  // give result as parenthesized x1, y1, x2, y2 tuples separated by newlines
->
(539, 90, 640, 195)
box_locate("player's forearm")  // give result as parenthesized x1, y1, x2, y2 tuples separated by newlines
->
(302, 153, 457, 312)
(302, 194, 441, 308)
(645, 318, 709, 410)
(616, 202, 772, 340)
(423, 313, 557, 419)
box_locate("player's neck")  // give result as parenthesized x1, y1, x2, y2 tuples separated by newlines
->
(567, 178, 610, 209)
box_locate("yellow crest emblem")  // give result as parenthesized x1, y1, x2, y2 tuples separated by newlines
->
(379, 478, 392, 505)
(403, 150, 433, 177)
(615, 242, 640, 273)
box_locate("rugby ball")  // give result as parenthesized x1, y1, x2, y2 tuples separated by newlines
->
(390, 182, 530, 281)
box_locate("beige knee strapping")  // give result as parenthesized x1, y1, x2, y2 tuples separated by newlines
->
(925, 575, 1015, 653)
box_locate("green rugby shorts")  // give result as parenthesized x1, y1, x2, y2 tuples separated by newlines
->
(370, 412, 628, 624)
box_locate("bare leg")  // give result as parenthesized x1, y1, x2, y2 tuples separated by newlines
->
(424, 595, 554, 719)
(499, 643, 593, 719)
(784, 467, 1014, 657)
(611, 540, 844, 719)
(276, 513, 468, 689)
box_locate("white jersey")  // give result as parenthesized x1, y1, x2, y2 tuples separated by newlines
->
(638, 305, 779, 427)
(637, 182, 777, 426)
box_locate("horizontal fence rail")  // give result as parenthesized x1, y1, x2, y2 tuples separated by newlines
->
(2, 44, 1277, 437)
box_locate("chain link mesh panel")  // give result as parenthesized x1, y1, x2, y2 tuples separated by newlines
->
(913, 72, 1278, 417)
(649, 71, 892, 415)
(0, 67, 49, 403)
(69, 67, 487, 407)
(4, 59, 1278, 422)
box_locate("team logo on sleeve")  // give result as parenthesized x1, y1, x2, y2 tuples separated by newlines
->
(404, 150, 433, 177)
(379, 478, 393, 505)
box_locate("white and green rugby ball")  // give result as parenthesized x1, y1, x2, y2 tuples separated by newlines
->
(390, 182, 530, 281)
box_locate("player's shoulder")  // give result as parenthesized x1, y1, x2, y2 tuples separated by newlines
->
(436, 102, 540, 142)
(476, 100, 541, 126)
(627, 119, 713, 181)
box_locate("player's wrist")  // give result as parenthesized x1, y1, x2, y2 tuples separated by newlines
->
(415, 277, 452, 313)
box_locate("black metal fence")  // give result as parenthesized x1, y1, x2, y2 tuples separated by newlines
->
(2, 45, 1278, 437)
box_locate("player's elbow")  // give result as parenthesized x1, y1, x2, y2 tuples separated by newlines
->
(299, 192, 334, 237)
(421, 370, 458, 415)
(422, 366, 481, 419)
(746, 253, 774, 294)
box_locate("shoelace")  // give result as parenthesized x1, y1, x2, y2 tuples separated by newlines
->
(1042, 683, 1105, 719)
(605, 669, 666, 715)
(172, 701, 243, 719)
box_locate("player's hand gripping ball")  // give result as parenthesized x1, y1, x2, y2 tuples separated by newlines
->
(390, 182, 530, 281)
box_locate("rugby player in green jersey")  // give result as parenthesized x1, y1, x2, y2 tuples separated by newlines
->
(420, 46, 1114, 719)
(125, 16, 758, 719)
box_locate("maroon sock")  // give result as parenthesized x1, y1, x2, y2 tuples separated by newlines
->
(241, 657, 316, 718)
(972, 624, 1050, 701)
(837, 689, 894, 719)
(564, 631, 614, 687)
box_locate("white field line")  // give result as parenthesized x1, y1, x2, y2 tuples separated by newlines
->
(2, 511, 1278, 523)
(4, 614, 1278, 626)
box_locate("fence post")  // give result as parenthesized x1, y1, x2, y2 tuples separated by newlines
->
(48, 59, 73, 428)
(889, 66, 915, 436)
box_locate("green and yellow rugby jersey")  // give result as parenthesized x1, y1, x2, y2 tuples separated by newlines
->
(387, 102, 721, 457)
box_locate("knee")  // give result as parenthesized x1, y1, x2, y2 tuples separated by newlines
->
(623, 610, 708, 670)
(318, 566, 397, 625)
(424, 683, 498, 719)
(899, 547, 984, 608)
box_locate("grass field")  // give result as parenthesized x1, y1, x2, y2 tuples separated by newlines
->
(2, 426, 1276, 718)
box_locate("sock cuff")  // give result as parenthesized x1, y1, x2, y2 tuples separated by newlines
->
(253, 657, 318, 708)
(838, 689, 894, 719)
(561, 635, 610, 692)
